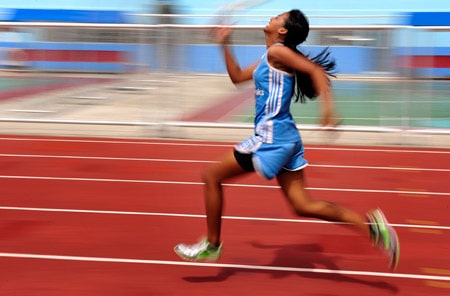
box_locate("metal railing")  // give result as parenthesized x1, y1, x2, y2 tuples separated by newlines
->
(0, 21, 448, 145)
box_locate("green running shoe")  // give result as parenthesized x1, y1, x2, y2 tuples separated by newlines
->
(174, 238, 222, 261)
(368, 208, 400, 271)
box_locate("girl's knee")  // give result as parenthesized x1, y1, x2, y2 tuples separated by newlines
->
(292, 204, 312, 217)
(202, 167, 221, 186)
(292, 200, 340, 219)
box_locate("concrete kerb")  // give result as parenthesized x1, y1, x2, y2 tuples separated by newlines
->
(1, 119, 449, 148)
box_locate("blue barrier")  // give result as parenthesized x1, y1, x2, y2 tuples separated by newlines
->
(398, 12, 450, 77)
(408, 12, 450, 26)
(6, 9, 128, 23)
(0, 41, 375, 74)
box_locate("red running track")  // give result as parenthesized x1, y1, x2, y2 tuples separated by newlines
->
(0, 135, 449, 295)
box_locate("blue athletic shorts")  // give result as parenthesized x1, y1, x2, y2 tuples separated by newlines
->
(235, 138, 308, 180)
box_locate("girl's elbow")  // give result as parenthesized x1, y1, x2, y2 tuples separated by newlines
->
(230, 77, 241, 84)
(230, 75, 249, 85)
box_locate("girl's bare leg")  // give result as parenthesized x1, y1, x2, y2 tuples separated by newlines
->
(276, 169, 370, 236)
(202, 150, 248, 246)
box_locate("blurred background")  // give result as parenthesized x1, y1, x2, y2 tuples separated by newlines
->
(0, 0, 449, 146)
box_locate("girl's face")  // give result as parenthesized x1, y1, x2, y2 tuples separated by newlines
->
(264, 12, 289, 34)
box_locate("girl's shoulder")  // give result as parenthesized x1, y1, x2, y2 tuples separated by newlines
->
(267, 43, 299, 59)
(267, 42, 285, 52)
(267, 43, 297, 73)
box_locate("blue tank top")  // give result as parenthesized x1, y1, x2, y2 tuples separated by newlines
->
(252, 46, 301, 144)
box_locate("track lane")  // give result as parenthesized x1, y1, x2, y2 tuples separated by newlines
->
(0, 209, 448, 295)
(0, 135, 449, 169)
(0, 153, 448, 192)
(0, 135, 449, 295)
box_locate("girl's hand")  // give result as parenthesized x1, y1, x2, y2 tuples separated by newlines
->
(212, 26, 232, 45)
(321, 109, 341, 128)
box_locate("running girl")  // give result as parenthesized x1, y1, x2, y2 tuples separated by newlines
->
(174, 9, 399, 271)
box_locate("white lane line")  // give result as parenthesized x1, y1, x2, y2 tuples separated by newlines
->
(0, 136, 449, 154)
(0, 153, 449, 172)
(0, 175, 448, 196)
(311, 164, 450, 172)
(0, 153, 214, 164)
(1, 206, 449, 230)
(0, 137, 232, 148)
(0, 252, 449, 282)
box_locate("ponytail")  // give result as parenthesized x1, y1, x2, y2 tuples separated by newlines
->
(284, 9, 337, 103)
(293, 48, 337, 103)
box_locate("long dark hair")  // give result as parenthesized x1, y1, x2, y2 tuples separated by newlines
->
(283, 9, 336, 103)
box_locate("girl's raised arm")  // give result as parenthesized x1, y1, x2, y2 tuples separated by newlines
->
(214, 27, 259, 84)
(268, 45, 339, 127)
